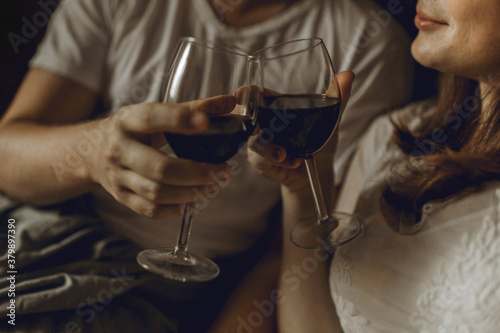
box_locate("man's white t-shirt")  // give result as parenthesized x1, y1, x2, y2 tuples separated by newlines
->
(30, 0, 413, 258)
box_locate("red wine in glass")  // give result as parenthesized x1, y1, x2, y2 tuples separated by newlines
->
(165, 114, 256, 163)
(257, 94, 340, 158)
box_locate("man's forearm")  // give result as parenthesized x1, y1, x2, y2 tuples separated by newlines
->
(0, 120, 101, 205)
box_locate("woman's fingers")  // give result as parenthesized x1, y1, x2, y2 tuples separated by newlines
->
(248, 134, 303, 169)
(247, 146, 309, 190)
(335, 71, 355, 113)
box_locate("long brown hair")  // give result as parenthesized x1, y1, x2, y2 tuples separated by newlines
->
(382, 73, 500, 227)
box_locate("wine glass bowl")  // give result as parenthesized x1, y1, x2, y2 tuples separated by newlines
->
(253, 38, 361, 250)
(164, 110, 256, 164)
(136, 37, 258, 282)
(256, 93, 341, 158)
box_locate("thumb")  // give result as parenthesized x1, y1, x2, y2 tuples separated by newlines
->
(336, 71, 355, 113)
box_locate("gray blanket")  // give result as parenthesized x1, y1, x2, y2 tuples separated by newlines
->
(0, 194, 200, 332)
(0, 193, 263, 332)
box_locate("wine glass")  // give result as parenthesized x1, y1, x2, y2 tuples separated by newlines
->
(252, 38, 361, 250)
(136, 37, 259, 282)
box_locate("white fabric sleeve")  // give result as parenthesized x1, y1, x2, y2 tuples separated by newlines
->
(333, 3, 414, 185)
(335, 113, 393, 214)
(410, 186, 500, 333)
(29, 0, 116, 92)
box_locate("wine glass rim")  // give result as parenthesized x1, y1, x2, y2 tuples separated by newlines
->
(251, 38, 324, 61)
(179, 36, 253, 59)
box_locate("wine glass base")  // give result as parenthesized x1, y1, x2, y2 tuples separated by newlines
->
(136, 248, 220, 283)
(290, 212, 361, 250)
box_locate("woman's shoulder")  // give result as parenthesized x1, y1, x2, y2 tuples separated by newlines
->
(411, 181, 500, 331)
(426, 180, 500, 228)
(419, 181, 500, 275)
(358, 99, 436, 155)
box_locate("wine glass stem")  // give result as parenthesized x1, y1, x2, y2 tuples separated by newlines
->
(173, 203, 194, 256)
(305, 158, 330, 224)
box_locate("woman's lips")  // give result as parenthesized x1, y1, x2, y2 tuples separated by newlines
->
(415, 11, 448, 31)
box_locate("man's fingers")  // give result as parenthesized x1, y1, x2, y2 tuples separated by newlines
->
(116, 168, 219, 205)
(112, 189, 184, 219)
(234, 85, 261, 105)
(118, 103, 207, 134)
(111, 137, 231, 186)
(118, 95, 236, 134)
(188, 94, 236, 115)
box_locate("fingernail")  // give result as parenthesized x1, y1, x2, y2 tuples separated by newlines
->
(288, 157, 300, 166)
(225, 163, 233, 175)
(206, 183, 218, 195)
(219, 172, 230, 182)
(272, 147, 283, 161)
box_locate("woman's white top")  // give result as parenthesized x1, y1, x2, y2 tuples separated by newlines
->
(332, 101, 500, 332)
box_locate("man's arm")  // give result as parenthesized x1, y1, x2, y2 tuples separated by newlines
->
(0, 68, 99, 204)
(0, 69, 233, 220)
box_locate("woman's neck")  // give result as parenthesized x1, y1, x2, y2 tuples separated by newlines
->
(465, 79, 500, 146)
(210, 0, 297, 27)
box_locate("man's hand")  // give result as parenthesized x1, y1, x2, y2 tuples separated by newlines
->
(88, 95, 237, 219)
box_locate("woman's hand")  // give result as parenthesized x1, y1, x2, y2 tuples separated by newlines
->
(247, 71, 355, 191)
(86, 95, 236, 219)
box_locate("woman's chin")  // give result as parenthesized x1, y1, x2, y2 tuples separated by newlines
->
(411, 38, 446, 73)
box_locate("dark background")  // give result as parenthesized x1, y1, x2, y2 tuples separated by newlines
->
(0, 0, 437, 116)
(1, 1, 55, 114)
